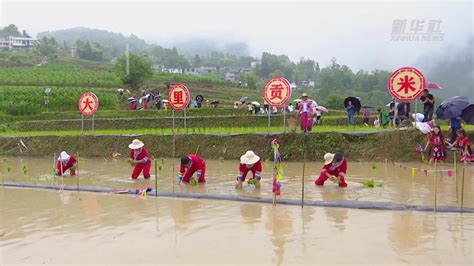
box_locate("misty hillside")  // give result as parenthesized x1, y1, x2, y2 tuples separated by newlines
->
(173, 38, 250, 57)
(37, 27, 250, 58)
(37, 27, 153, 57)
(422, 37, 474, 100)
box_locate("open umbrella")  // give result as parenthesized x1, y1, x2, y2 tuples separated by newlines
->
(240, 96, 249, 103)
(315, 106, 329, 113)
(461, 104, 474, 125)
(344, 97, 361, 112)
(195, 95, 204, 102)
(251, 101, 261, 107)
(435, 96, 470, 120)
(426, 82, 442, 90)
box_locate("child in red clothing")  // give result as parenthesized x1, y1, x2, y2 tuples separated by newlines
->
(236, 150, 262, 189)
(424, 126, 447, 165)
(56, 151, 77, 176)
(447, 128, 473, 164)
(128, 139, 151, 180)
(315, 151, 348, 187)
(179, 154, 206, 184)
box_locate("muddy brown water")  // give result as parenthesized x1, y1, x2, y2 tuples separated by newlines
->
(1, 157, 473, 264)
(0, 188, 472, 265)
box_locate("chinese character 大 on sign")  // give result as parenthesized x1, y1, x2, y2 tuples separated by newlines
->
(388, 67, 426, 102)
(263, 77, 292, 107)
(168, 84, 190, 111)
(78, 92, 99, 116)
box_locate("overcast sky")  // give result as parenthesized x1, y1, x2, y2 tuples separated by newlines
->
(1, 0, 472, 71)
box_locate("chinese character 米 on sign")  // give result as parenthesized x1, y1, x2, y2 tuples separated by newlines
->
(168, 84, 190, 111)
(263, 77, 292, 107)
(388, 67, 426, 102)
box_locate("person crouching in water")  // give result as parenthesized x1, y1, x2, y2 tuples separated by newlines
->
(447, 128, 473, 164)
(56, 151, 77, 176)
(236, 151, 262, 189)
(315, 151, 348, 187)
(128, 139, 151, 180)
(179, 154, 206, 184)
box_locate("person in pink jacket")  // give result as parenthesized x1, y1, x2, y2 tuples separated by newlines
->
(298, 93, 314, 132)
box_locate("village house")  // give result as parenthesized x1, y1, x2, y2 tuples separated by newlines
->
(0, 36, 38, 51)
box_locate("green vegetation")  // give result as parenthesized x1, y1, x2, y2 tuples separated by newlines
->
(0, 125, 394, 137)
(0, 67, 121, 87)
(114, 53, 153, 89)
(0, 87, 118, 115)
(362, 179, 383, 188)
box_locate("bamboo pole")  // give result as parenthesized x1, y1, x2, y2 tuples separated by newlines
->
(267, 104, 271, 134)
(53, 152, 57, 189)
(154, 158, 158, 198)
(76, 152, 80, 192)
(172, 110, 176, 195)
(301, 134, 306, 208)
(434, 159, 437, 212)
(60, 152, 64, 191)
(461, 166, 465, 213)
(454, 151, 458, 203)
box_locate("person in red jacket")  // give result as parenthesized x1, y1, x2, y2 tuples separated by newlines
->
(56, 151, 77, 176)
(128, 139, 151, 180)
(236, 150, 262, 189)
(315, 151, 348, 187)
(179, 154, 206, 184)
(447, 128, 473, 164)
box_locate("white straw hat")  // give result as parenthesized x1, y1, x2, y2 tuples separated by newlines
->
(58, 151, 70, 161)
(323, 153, 335, 165)
(302, 93, 308, 97)
(128, 139, 144, 149)
(240, 151, 260, 165)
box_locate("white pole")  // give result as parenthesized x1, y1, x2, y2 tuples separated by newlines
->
(126, 43, 130, 76)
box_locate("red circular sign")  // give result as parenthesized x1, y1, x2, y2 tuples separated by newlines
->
(78, 92, 99, 116)
(168, 84, 190, 111)
(388, 67, 426, 102)
(263, 77, 292, 107)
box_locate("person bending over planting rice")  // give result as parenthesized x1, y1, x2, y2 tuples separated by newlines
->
(236, 150, 262, 189)
(179, 154, 206, 185)
(56, 151, 77, 176)
(315, 151, 348, 187)
(447, 128, 473, 164)
(128, 139, 151, 180)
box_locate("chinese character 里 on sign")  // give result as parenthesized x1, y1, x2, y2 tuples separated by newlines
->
(168, 84, 190, 111)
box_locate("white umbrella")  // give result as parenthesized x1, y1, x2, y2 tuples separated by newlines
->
(412, 113, 424, 122)
(162, 99, 169, 103)
(251, 101, 261, 107)
(315, 106, 329, 113)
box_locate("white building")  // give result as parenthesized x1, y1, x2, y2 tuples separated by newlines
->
(225, 72, 238, 81)
(301, 80, 315, 88)
(0, 36, 38, 50)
